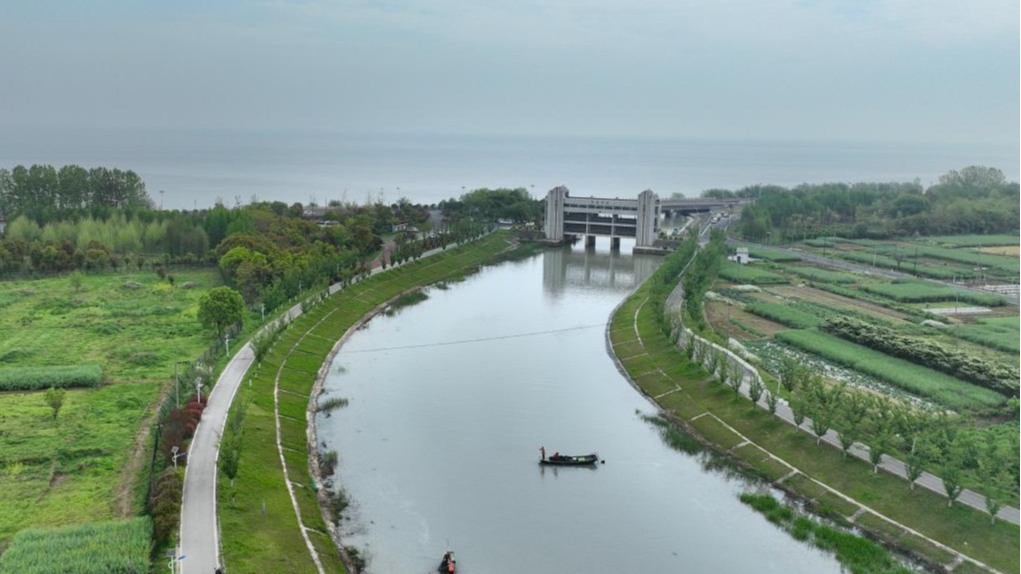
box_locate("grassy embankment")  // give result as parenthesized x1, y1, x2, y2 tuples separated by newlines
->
(608, 275, 1020, 573)
(0, 269, 225, 544)
(217, 233, 515, 574)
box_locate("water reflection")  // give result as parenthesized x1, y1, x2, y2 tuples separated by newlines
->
(542, 240, 658, 296)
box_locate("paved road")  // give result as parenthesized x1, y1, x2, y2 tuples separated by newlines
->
(179, 236, 487, 574)
(728, 238, 1020, 305)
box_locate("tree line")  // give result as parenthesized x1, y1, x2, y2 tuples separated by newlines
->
(0, 164, 152, 220)
(727, 166, 1019, 242)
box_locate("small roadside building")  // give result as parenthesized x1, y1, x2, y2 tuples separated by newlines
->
(729, 247, 749, 264)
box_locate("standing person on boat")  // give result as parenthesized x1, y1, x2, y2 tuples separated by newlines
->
(540, 446, 546, 461)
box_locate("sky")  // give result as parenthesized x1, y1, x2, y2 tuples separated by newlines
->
(0, 0, 1018, 145)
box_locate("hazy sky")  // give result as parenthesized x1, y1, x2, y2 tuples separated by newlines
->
(0, 0, 1017, 144)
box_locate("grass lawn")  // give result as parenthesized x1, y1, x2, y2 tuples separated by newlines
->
(0, 268, 224, 544)
(610, 279, 1020, 574)
(218, 233, 516, 574)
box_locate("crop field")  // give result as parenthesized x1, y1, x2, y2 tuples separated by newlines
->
(786, 266, 858, 284)
(956, 316, 1021, 354)
(833, 250, 973, 280)
(977, 245, 1020, 256)
(718, 261, 788, 285)
(775, 329, 1006, 411)
(862, 280, 1006, 306)
(0, 517, 151, 574)
(901, 244, 1019, 275)
(921, 234, 1020, 248)
(745, 302, 823, 329)
(742, 246, 801, 262)
(0, 268, 223, 544)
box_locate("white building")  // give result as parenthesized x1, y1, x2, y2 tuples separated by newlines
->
(729, 247, 749, 264)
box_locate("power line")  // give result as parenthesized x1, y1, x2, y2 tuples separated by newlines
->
(342, 323, 607, 354)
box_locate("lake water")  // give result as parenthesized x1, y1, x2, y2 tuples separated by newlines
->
(315, 239, 845, 574)
(1, 127, 1017, 209)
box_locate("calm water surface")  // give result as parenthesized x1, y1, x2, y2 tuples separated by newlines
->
(2, 128, 1017, 209)
(316, 239, 844, 574)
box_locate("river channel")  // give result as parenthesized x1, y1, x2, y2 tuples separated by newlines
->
(316, 239, 844, 574)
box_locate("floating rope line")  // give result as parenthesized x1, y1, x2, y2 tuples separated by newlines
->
(342, 323, 607, 354)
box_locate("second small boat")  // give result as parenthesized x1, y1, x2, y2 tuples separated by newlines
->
(539, 447, 602, 466)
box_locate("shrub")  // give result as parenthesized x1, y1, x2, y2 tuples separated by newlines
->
(150, 468, 184, 543)
(0, 364, 103, 391)
(0, 517, 152, 574)
(776, 330, 1005, 411)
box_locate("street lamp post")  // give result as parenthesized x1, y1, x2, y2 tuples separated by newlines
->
(224, 334, 231, 356)
(171, 445, 186, 469)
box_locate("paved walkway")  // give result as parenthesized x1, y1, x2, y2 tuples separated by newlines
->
(180, 238, 476, 574)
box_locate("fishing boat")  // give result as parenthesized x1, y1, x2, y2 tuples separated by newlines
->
(438, 550, 456, 573)
(540, 453, 600, 466)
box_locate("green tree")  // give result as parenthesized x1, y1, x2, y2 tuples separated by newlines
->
(941, 454, 963, 507)
(748, 377, 764, 403)
(790, 395, 806, 428)
(867, 432, 890, 473)
(778, 355, 803, 393)
(835, 390, 868, 460)
(198, 287, 245, 336)
(44, 386, 66, 421)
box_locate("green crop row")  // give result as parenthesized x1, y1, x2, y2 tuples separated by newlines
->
(0, 364, 103, 391)
(834, 250, 971, 280)
(862, 281, 1006, 307)
(0, 517, 151, 574)
(920, 234, 1020, 248)
(745, 302, 823, 329)
(980, 316, 1021, 330)
(786, 266, 858, 284)
(718, 261, 788, 285)
(954, 317, 1020, 354)
(892, 244, 1019, 274)
(744, 247, 801, 262)
(775, 329, 1006, 412)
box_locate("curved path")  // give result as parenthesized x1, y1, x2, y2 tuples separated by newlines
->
(180, 241, 460, 574)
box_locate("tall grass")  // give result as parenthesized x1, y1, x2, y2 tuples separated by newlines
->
(739, 493, 913, 574)
(0, 364, 103, 391)
(776, 330, 1005, 411)
(0, 517, 152, 574)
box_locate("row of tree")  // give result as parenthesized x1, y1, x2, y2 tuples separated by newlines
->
(731, 166, 1019, 241)
(687, 336, 1018, 522)
(0, 164, 152, 220)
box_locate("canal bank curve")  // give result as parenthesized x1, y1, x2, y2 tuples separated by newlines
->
(604, 246, 1018, 574)
(180, 232, 508, 574)
(181, 232, 518, 571)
